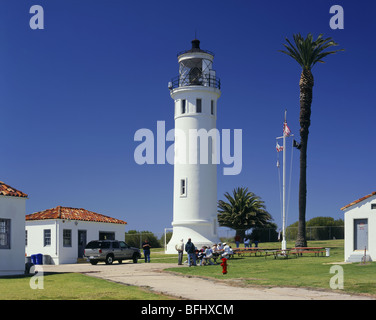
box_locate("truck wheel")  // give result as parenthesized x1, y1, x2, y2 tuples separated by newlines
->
(90, 260, 98, 265)
(132, 254, 138, 263)
(105, 254, 114, 265)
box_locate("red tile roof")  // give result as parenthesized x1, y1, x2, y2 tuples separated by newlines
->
(26, 206, 127, 224)
(0, 181, 28, 198)
(340, 191, 376, 211)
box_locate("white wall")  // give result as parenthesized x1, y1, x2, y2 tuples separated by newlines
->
(343, 195, 376, 262)
(0, 196, 26, 276)
(26, 219, 125, 264)
(166, 85, 221, 253)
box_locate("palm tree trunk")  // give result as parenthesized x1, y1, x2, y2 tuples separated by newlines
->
(295, 68, 314, 247)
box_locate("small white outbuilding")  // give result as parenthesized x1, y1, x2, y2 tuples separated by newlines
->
(341, 191, 376, 262)
(25, 206, 127, 265)
(0, 181, 28, 276)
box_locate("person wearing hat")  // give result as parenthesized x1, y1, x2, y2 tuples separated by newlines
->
(175, 239, 184, 265)
(222, 242, 233, 259)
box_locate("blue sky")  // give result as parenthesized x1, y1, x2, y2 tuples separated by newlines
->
(1, 0, 375, 235)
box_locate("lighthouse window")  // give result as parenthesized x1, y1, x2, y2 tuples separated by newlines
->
(196, 99, 202, 113)
(211, 100, 214, 115)
(180, 179, 187, 196)
(181, 100, 186, 114)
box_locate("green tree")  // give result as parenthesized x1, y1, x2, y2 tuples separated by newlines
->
(286, 217, 344, 240)
(217, 187, 273, 239)
(124, 230, 161, 248)
(279, 33, 344, 247)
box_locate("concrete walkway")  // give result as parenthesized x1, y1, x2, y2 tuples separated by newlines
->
(41, 262, 374, 300)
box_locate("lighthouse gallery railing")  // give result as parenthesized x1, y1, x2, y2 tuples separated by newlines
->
(169, 73, 221, 90)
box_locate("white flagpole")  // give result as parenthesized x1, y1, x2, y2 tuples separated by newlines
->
(276, 109, 293, 252)
(282, 109, 287, 251)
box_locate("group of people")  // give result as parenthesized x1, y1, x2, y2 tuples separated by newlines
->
(175, 238, 234, 266)
(142, 237, 238, 266)
(234, 235, 259, 248)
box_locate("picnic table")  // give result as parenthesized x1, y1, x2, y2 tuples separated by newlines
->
(264, 249, 298, 259)
(233, 248, 282, 257)
(233, 247, 327, 259)
(290, 247, 326, 257)
(233, 248, 263, 257)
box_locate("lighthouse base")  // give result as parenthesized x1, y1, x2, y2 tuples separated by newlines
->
(165, 222, 220, 254)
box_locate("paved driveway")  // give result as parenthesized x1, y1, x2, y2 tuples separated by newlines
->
(41, 262, 374, 300)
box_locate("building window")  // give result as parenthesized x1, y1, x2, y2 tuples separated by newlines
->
(211, 100, 214, 115)
(371, 203, 376, 209)
(180, 178, 187, 197)
(63, 229, 72, 247)
(0, 219, 10, 249)
(196, 99, 202, 113)
(44, 229, 51, 246)
(181, 99, 186, 114)
(99, 232, 115, 240)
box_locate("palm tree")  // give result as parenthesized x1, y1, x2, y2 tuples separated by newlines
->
(217, 187, 273, 239)
(279, 33, 344, 247)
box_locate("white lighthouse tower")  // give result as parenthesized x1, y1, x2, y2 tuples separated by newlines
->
(166, 39, 221, 253)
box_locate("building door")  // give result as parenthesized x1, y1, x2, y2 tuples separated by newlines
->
(77, 230, 87, 258)
(354, 219, 368, 250)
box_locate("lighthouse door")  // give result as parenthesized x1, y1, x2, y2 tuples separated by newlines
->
(354, 219, 368, 250)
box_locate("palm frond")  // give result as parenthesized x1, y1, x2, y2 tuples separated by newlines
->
(217, 187, 272, 231)
(280, 33, 344, 70)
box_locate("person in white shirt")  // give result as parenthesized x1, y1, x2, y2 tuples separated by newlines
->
(212, 243, 220, 263)
(175, 239, 184, 265)
(203, 246, 214, 265)
(222, 242, 233, 258)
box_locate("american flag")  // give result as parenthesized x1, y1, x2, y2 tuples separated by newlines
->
(276, 142, 283, 152)
(283, 123, 291, 136)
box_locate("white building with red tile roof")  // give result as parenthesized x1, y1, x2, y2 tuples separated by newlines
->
(25, 206, 127, 264)
(0, 181, 28, 276)
(341, 191, 376, 262)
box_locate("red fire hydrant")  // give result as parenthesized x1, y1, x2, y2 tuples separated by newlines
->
(220, 257, 228, 275)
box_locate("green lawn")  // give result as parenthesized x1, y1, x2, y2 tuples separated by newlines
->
(1, 240, 375, 299)
(0, 272, 176, 300)
(164, 240, 376, 297)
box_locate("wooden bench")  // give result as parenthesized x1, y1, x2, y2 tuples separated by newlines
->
(264, 250, 279, 259)
(291, 247, 326, 257)
(234, 248, 262, 257)
(233, 248, 279, 258)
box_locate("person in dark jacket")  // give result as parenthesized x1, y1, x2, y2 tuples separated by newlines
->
(142, 239, 151, 263)
(185, 238, 196, 266)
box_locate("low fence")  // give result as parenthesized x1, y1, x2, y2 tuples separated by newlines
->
(123, 226, 344, 250)
(285, 226, 344, 241)
(124, 232, 167, 249)
(218, 226, 344, 243)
